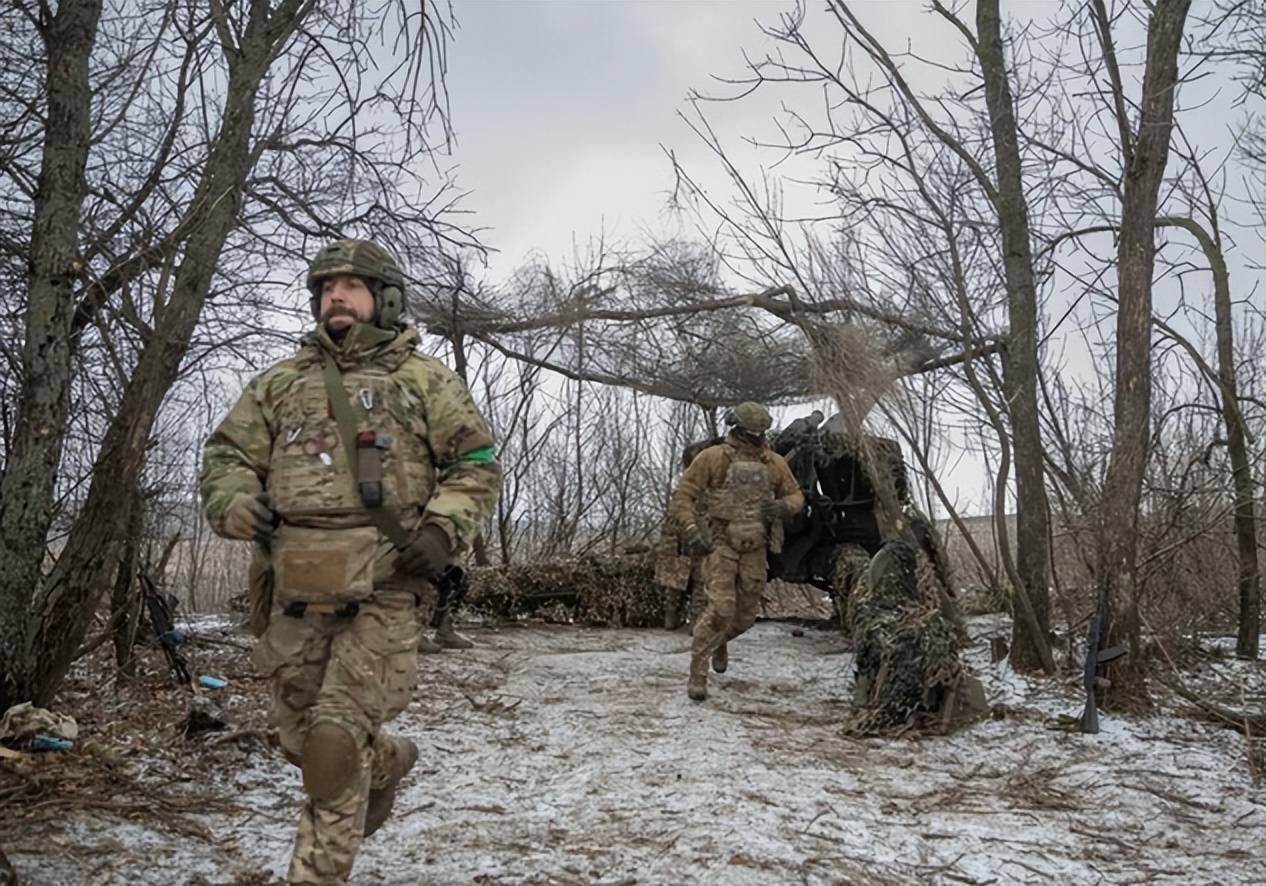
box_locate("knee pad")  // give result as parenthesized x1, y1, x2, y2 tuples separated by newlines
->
(301, 721, 360, 803)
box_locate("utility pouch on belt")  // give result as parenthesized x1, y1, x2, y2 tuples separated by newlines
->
(273, 524, 378, 606)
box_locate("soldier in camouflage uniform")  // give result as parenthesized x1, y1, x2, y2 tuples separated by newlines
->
(668, 402, 805, 701)
(200, 239, 501, 885)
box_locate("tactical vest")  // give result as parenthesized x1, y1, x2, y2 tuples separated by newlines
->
(706, 445, 784, 554)
(266, 362, 435, 607)
(267, 363, 434, 525)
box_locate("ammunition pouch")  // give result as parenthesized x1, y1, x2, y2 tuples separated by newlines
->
(724, 519, 766, 554)
(273, 524, 378, 607)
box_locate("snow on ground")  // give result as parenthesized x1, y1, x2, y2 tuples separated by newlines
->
(6, 616, 1264, 885)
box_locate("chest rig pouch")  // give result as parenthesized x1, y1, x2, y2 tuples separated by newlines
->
(709, 456, 774, 554)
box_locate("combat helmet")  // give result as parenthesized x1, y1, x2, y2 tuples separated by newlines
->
(306, 238, 407, 329)
(732, 401, 772, 435)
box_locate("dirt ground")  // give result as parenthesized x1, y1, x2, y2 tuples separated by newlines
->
(2, 613, 1263, 885)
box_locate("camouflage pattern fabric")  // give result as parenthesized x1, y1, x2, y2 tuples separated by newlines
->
(691, 541, 767, 668)
(848, 540, 980, 734)
(252, 591, 419, 884)
(202, 320, 501, 883)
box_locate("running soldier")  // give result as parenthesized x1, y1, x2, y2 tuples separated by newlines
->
(668, 402, 804, 701)
(201, 239, 500, 883)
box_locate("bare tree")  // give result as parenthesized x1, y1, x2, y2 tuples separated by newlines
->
(1092, 0, 1191, 697)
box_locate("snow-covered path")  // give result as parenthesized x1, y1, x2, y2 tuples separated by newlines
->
(8, 618, 1265, 884)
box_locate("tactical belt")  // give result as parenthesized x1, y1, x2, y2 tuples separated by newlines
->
(283, 600, 361, 619)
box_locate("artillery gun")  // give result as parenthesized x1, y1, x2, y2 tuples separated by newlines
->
(661, 411, 954, 631)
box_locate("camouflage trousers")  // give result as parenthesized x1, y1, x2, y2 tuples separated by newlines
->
(691, 542, 767, 664)
(253, 591, 419, 885)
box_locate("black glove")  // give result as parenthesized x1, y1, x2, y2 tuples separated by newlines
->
(682, 523, 712, 558)
(762, 499, 792, 523)
(397, 524, 451, 580)
(225, 492, 277, 544)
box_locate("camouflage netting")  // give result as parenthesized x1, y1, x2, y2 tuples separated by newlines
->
(806, 321, 909, 538)
(465, 554, 666, 627)
(463, 553, 830, 627)
(847, 540, 984, 736)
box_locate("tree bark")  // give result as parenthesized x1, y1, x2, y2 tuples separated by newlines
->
(1096, 0, 1192, 700)
(974, 0, 1054, 672)
(0, 0, 103, 709)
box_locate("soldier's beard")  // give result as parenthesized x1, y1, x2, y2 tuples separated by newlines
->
(322, 306, 364, 339)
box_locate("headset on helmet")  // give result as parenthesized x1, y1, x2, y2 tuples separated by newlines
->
(306, 238, 407, 330)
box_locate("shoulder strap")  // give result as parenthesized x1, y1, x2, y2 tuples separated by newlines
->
(319, 352, 413, 551)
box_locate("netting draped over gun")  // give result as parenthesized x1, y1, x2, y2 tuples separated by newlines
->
(1080, 580, 1128, 734)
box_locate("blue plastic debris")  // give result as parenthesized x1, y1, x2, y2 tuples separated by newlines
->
(198, 675, 228, 690)
(31, 734, 73, 752)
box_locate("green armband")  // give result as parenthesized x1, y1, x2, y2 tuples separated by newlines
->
(459, 445, 497, 464)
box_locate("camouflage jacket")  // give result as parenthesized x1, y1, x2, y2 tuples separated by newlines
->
(200, 323, 501, 582)
(668, 431, 804, 532)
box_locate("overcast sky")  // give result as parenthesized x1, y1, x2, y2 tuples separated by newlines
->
(445, 0, 824, 276)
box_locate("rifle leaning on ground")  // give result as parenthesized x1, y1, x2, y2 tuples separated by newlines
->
(1080, 580, 1128, 734)
(138, 567, 192, 688)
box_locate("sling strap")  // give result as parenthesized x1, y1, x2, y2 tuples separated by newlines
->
(319, 352, 414, 551)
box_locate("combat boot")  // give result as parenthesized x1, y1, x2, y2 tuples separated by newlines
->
(364, 736, 418, 837)
(434, 610, 474, 650)
(711, 642, 728, 674)
(687, 657, 708, 702)
(418, 633, 443, 655)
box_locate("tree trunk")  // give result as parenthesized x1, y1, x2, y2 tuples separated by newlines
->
(0, 1, 103, 711)
(1160, 216, 1261, 658)
(1096, 0, 1191, 701)
(975, 0, 1054, 672)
